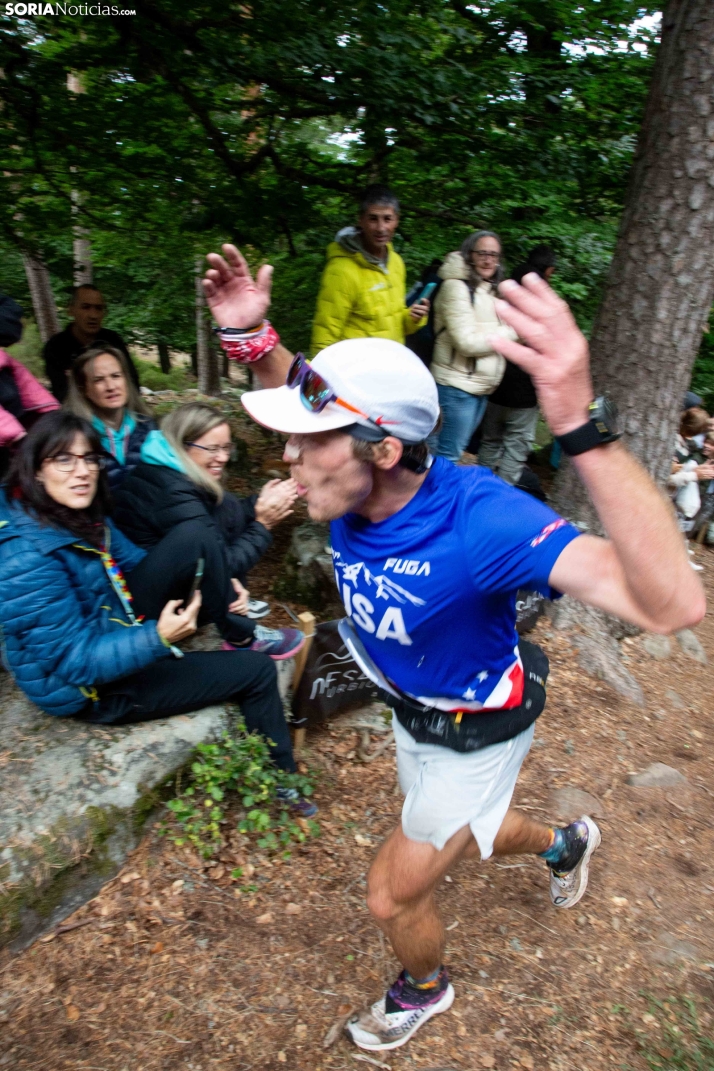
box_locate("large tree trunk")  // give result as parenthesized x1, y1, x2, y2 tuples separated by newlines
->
(22, 254, 60, 343)
(194, 256, 220, 396)
(554, 0, 714, 522)
(550, 0, 714, 702)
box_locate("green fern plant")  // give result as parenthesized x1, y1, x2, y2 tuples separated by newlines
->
(165, 721, 317, 859)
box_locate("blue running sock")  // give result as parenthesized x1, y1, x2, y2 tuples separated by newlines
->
(538, 821, 590, 872)
(539, 827, 566, 865)
(405, 965, 441, 989)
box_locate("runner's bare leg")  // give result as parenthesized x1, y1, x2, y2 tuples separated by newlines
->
(367, 809, 553, 977)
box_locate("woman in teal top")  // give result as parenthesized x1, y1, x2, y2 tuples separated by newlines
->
(66, 344, 156, 489)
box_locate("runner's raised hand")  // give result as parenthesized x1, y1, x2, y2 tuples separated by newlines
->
(489, 272, 593, 437)
(203, 243, 273, 329)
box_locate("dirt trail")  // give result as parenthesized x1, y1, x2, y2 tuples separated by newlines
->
(1, 415, 713, 1069)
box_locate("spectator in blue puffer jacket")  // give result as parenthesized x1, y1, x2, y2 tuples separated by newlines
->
(65, 344, 156, 490)
(0, 413, 312, 806)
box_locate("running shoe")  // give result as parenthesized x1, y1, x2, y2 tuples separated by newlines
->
(246, 598, 271, 619)
(548, 815, 601, 909)
(345, 968, 454, 1051)
(276, 786, 318, 818)
(250, 626, 305, 661)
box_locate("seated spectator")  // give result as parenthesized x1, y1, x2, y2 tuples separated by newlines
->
(687, 431, 714, 543)
(43, 284, 139, 402)
(478, 245, 557, 485)
(677, 406, 710, 461)
(0, 412, 314, 812)
(113, 402, 300, 648)
(65, 344, 156, 490)
(0, 292, 59, 478)
(668, 410, 714, 549)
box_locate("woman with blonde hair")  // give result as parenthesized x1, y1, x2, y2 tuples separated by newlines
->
(428, 230, 517, 462)
(66, 344, 156, 489)
(113, 401, 303, 660)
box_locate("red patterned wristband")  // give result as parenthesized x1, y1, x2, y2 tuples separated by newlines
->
(215, 321, 280, 364)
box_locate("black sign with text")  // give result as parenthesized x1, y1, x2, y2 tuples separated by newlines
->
(291, 619, 379, 726)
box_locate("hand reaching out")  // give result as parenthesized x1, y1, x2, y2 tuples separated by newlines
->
(255, 478, 298, 529)
(488, 273, 593, 437)
(203, 244, 273, 329)
(228, 577, 250, 616)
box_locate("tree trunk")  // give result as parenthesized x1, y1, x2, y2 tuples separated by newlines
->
(549, 0, 714, 702)
(22, 254, 60, 343)
(554, 0, 714, 522)
(194, 256, 220, 395)
(67, 75, 93, 287)
(71, 188, 93, 286)
(72, 232, 93, 286)
(157, 340, 171, 375)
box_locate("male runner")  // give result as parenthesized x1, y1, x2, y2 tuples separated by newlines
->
(203, 244, 705, 1052)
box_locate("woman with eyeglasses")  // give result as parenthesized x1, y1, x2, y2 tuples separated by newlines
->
(113, 401, 303, 658)
(0, 412, 312, 807)
(65, 344, 157, 490)
(428, 230, 517, 463)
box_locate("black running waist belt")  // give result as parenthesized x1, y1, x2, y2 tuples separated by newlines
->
(389, 639, 549, 753)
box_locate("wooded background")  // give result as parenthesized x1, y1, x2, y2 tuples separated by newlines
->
(1, 0, 712, 400)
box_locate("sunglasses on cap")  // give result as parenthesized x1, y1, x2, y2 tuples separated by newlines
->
(286, 352, 396, 430)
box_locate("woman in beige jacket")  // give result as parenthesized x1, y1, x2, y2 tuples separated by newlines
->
(428, 231, 517, 462)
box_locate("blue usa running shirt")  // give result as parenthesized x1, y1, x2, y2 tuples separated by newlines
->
(330, 456, 580, 711)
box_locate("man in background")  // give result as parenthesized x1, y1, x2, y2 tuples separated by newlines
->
(43, 284, 138, 401)
(311, 185, 429, 354)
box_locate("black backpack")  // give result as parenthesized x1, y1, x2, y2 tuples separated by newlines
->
(406, 272, 479, 368)
(404, 262, 444, 367)
(405, 285, 441, 367)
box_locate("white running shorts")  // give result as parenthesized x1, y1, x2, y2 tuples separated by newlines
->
(393, 713, 535, 857)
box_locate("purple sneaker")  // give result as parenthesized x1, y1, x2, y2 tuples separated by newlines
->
(346, 968, 454, 1051)
(249, 626, 305, 661)
(276, 787, 318, 817)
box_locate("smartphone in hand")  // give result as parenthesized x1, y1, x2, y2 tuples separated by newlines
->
(418, 281, 438, 302)
(187, 557, 205, 603)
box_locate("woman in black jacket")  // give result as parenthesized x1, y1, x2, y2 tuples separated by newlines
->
(478, 246, 556, 486)
(113, 401, 301, 659)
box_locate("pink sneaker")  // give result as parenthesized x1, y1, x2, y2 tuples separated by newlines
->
(222, 628, 305, 661)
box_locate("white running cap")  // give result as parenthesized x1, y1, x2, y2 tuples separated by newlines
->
(241, 337, 439, 443)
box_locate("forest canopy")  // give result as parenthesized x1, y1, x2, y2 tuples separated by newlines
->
(0, 0, 679, 358)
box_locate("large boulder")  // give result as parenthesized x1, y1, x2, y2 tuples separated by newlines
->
(0, 671, 230, 949)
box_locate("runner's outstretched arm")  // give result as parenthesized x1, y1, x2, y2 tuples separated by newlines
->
(490, 274, 705, 634)
(202, 244, 293, 388)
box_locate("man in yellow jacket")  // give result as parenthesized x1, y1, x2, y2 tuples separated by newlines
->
(311, 185, 429, 354)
